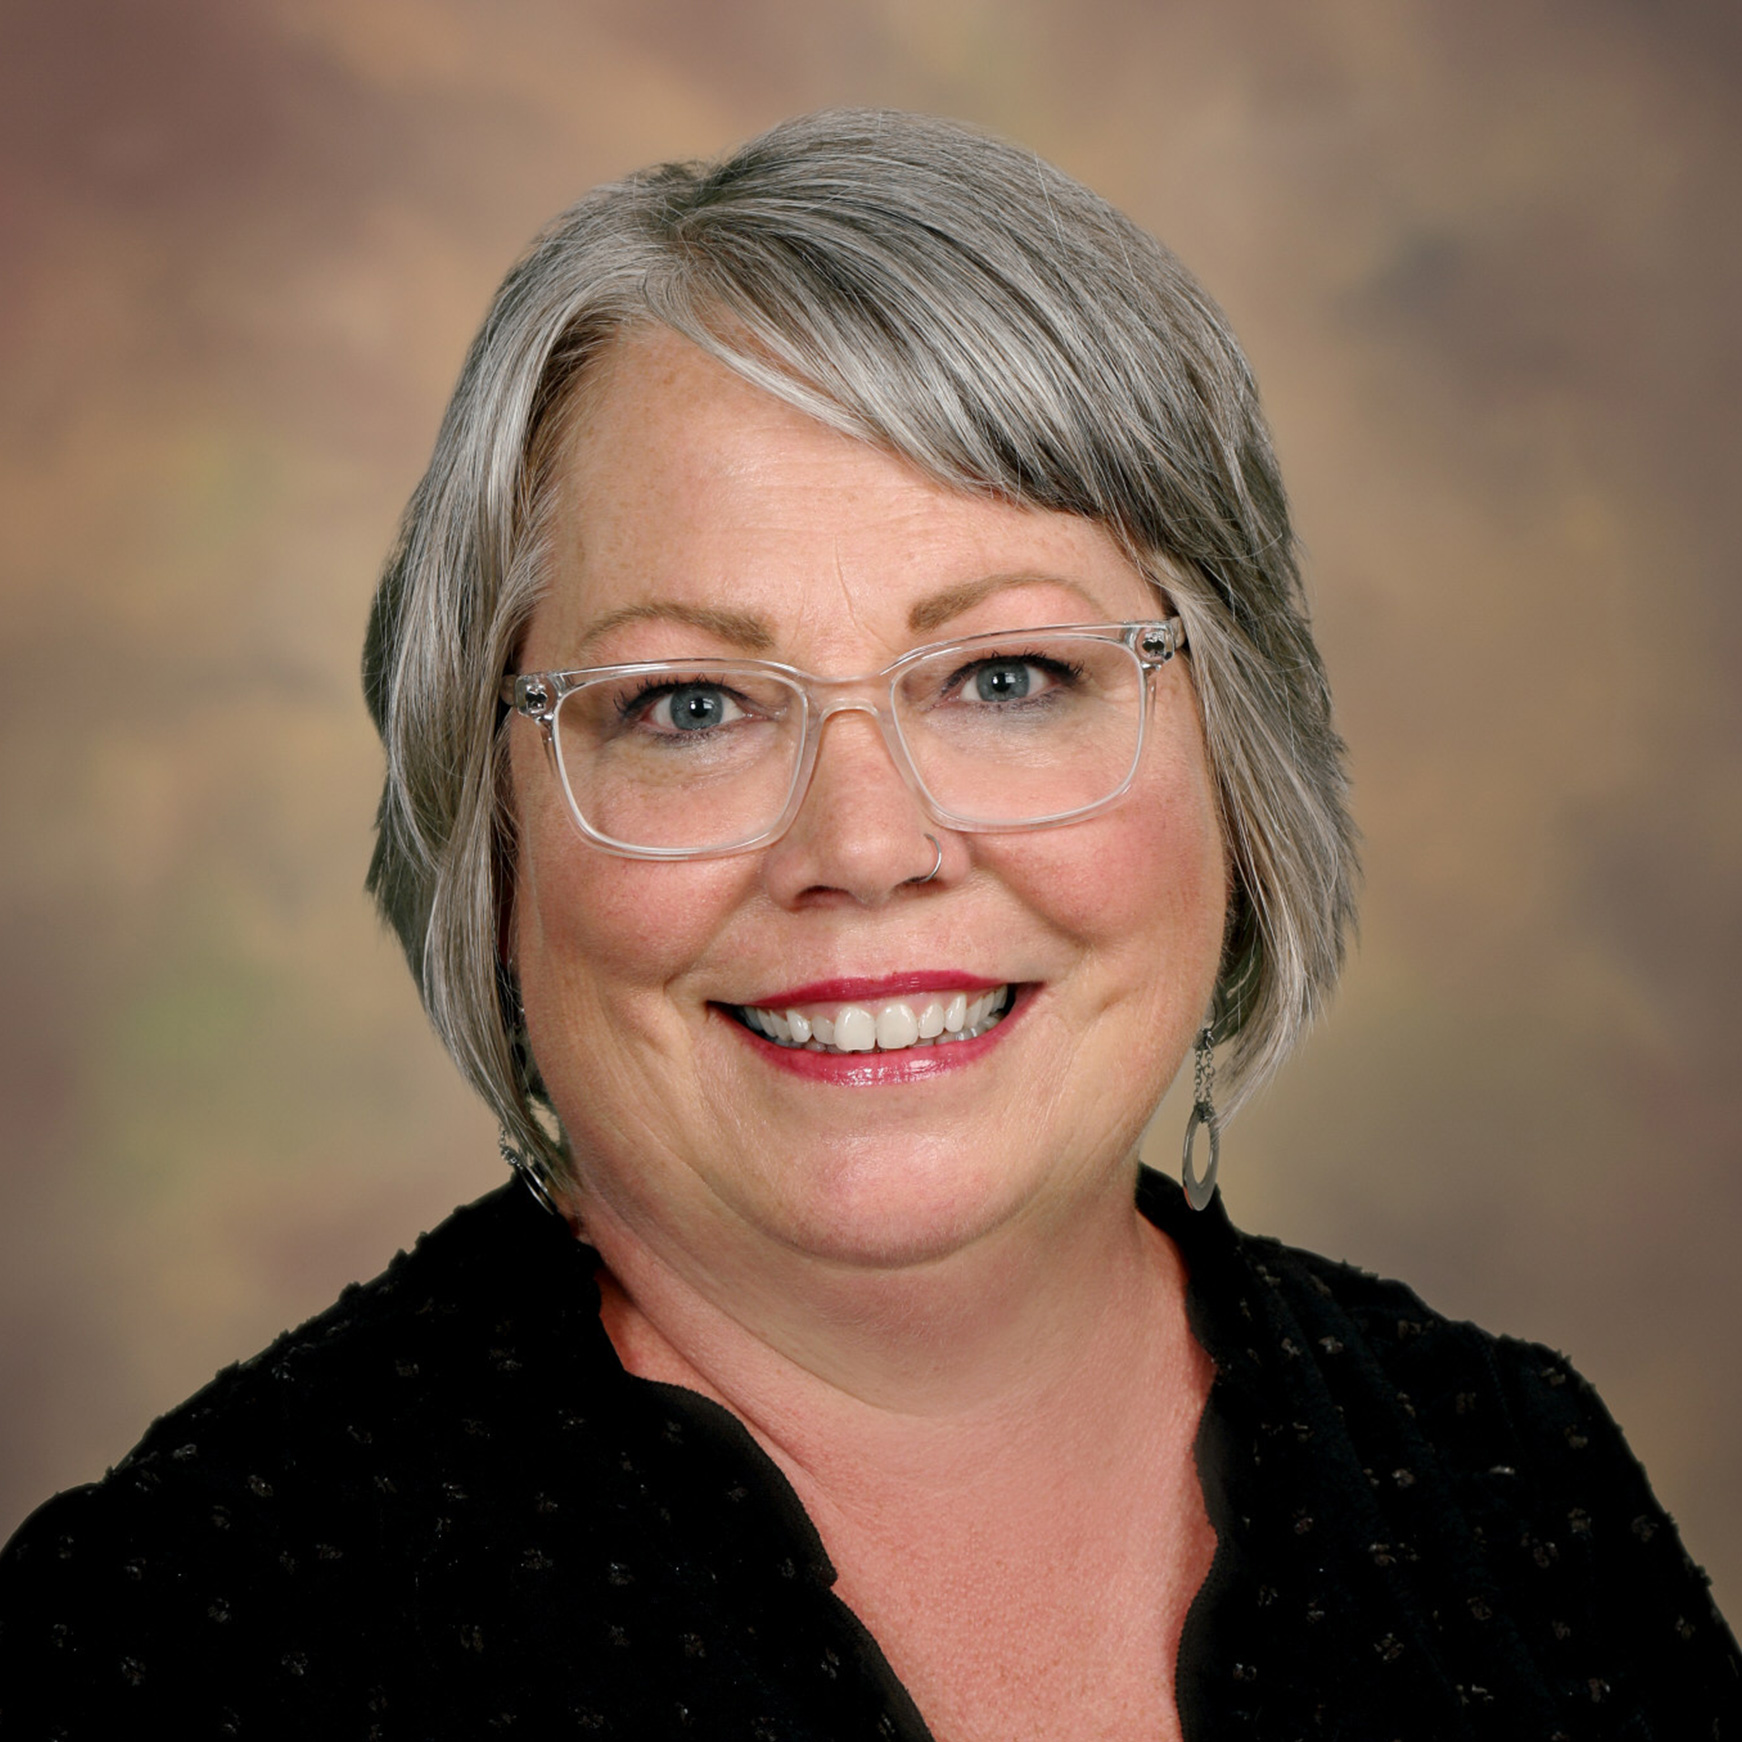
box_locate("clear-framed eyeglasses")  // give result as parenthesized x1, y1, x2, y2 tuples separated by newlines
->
(505, 618, 1187, 860)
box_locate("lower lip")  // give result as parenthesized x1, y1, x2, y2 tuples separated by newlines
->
(722, 987, 1030, 1084)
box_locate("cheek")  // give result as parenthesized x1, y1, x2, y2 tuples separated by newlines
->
(509, 735, 748, 1032)
(994, 735, 1228, 1010)
(1034, 802, 1219, 933)
(518, 836, 746, 1006)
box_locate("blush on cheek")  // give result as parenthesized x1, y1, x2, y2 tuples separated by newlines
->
(1007, 787, 1223, 944)
(518, 815, 751, 1005)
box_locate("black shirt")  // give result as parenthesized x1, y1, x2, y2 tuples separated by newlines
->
(1, 1170, 1736, 1739)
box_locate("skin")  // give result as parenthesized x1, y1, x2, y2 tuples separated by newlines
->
(509, 326, 1228, 1742)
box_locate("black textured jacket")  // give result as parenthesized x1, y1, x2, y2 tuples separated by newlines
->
(1, 1170, 1736, 1740)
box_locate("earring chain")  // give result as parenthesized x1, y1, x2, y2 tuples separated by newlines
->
(1192, 1024, 1215, 1109)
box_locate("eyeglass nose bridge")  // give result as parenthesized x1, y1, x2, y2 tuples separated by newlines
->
(773, 679, 939, 844)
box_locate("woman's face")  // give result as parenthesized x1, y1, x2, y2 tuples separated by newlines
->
(510, 327, 1229, 1273)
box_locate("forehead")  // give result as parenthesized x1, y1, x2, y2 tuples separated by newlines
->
(530, 327, 1158, 666)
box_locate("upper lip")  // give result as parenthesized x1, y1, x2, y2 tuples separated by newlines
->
(736, 971, 1012, 1007)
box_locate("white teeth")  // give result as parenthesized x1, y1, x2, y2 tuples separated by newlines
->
(834, 1007, 877, 1052)
(740, 987, 1012, 1055)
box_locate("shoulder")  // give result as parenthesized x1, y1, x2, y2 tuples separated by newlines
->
(1233, 1216, 1632, 1497)
(1144, 1170, 1742, 1730)
(6, 1181, 597, 1521)
(1149, 1166, 1681, 1520)
(0, 1183, 610, 1730)
(1233, 1215, 1709, 1589)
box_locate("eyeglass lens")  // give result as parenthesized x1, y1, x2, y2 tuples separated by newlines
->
(551, 631, 1147, 853)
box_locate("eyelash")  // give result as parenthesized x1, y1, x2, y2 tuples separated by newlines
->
(941, 653, 1085, 696)
(605, 651, 1088, 726)
(617, 678, 727, 716)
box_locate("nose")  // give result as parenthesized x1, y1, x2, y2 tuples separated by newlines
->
(760, 705, 944, 906)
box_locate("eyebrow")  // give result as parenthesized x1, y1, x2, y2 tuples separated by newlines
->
(906, 573, 1107, 636)
(576, 601, 777, 656)
(576, 573, 1108, 659)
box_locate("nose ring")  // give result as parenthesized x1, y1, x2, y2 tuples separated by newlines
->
(909, 834, 943, 885)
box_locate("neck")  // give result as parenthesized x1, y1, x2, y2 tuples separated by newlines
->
(574, 1164, 1202, 1507)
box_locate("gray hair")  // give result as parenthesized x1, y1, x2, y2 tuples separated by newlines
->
(364, 108, 1357, 1185)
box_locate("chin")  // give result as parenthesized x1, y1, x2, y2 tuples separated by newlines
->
(751, 1138, 1050, 1270)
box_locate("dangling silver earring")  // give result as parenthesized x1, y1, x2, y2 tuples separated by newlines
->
(498, 967, 561, 1218)
(1181, 1025, 1220, 1211)
(500, 1129, 561, 1219)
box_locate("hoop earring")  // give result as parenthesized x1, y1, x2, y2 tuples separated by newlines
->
(1181, 1025, 1220, 1211)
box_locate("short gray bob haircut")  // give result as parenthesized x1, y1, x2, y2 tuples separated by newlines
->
(364, 107, 1357, 1186)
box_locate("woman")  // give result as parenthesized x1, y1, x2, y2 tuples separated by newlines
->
(1, 110, 1735, 1739)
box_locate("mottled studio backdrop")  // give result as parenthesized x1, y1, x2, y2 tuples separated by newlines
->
(2, 0, 1739, 1615)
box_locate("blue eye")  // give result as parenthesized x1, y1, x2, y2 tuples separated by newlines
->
(973, 661, 1033, 702)
(618, 682, 749, 734)
(663, 685, 731, 730)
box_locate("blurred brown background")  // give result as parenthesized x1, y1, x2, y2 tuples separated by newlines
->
(2, 0, 1738, 1618)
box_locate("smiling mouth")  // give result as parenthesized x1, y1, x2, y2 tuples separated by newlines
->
(730, 986, 1015, 1055)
